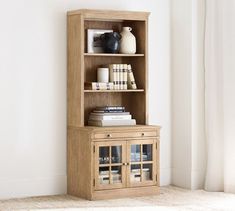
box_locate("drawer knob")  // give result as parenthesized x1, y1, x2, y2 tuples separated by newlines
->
(107, 134, 112, 138)
(141, 133, 145, 136)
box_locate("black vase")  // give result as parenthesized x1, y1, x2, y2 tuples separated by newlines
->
(100, 32, 121, 53)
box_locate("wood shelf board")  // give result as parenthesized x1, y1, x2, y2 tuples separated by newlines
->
(84, 89, 144, 93)
(84, 53, 144, 57)
(74, 125, 161, 130)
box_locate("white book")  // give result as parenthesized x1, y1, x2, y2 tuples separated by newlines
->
(90, 112, 130, 116)
(123, 64, 128, 90)
(89, 114, 132, 121)
(109, 64, 117, 90)
(119, 64, 124, 90)
(127, 64, 137, 89)
(116, 64, 120, 90)
(88, 119, 136, 127)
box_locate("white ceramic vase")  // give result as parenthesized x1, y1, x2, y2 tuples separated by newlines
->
(120, 27, 136, 54)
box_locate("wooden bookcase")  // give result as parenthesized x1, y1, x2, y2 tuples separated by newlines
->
(67, 9, 161, 200)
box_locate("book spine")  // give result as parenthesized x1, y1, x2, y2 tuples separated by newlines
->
(96, 106, 125, 110)
(90, 112, 130, 116)
(93, 110, 125, 113)
(114, 64, 118, 90)
(116, 64, 120, 90)
(127, 64, 137, 89)
(123, 64, 128, 90)
(89, 115, 132, 121)
(88, 119, 136, 126)
(109, 64, 117, 90)
(85, 82, 114, 90)
(119, 64, 124, 90)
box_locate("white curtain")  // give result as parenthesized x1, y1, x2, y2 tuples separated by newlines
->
(204, 0, 235, 193)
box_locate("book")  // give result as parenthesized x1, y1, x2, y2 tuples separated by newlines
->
(123, 64, 128, 90)
(90, 112, 130, 116)
(116, 64, 120, 90)
(127, 64, 137, 89)
(119, 64, 124, 90)
(93, 106, 125, 113)
(88, 119, 136, 126)
(109, 64, 118, 90)
(89, 114, 132, 121)
(84, 82, 114, 90)
(95, 106, 125, 110)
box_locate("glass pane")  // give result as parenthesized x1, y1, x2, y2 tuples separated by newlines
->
(99, 167, 110, 185)
(99, 146, 110, 164)
(131, 145, 141, 162)
(143, 164, 152, 181)
(142, 144, 152, 161)
(130, 164, 141, 182)
(111, 166, 122, 184)
(111, 146, 122, 163)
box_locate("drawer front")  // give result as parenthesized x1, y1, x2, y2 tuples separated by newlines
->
(93, 131, 158, 140)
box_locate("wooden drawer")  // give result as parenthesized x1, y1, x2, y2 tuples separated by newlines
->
(93, 131, 158, 139)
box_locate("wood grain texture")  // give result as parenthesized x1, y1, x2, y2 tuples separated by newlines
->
(91, 186, 159, 200)
(84, 53, 144, 57)
(84, 89, 144, 93)
(67, 128, 92, 199)
(68, 9, 150, 21)
(67, 14, 84, 127)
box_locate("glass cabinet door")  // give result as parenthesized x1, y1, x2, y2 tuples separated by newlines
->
(94, 141, 126, 190)
(127, 139, 157, 187)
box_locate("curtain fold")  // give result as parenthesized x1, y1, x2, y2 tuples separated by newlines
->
(204, 0, 235, 193)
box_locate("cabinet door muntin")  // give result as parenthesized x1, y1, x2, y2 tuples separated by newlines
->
(94, 141, 126, 190)
(127, 139, 157, 187)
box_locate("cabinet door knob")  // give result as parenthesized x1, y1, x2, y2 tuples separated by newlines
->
(141, 133, 145, 136)
(107, 134, 112, 138)
(122, 163, 129, 166)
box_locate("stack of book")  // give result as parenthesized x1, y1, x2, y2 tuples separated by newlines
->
(88, 106, 136, 126)
(109, 64, 137, 90)
(85, 82, 114, 90)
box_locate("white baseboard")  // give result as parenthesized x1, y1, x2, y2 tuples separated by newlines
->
(172, 168, 206, 190)
(0, 175, 67, 199)
(172, 167, 191, 189)
(160, 168, 172, 186)
(191, 169, 205, 190)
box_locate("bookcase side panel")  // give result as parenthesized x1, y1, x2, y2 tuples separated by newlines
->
(144, 19, 149, 124)
(67, 128, 92, 199)
(67, 14, 84, 127)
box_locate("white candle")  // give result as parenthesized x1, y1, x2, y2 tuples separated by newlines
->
(97, 68, 109, 82)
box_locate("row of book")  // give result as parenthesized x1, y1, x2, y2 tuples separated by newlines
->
(109, 64, 137, 90)
(88, 106, 136, 127)
(84, 64, 137, 90)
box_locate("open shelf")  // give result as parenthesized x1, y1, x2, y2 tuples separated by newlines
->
(84, 89, 144, 93)
(84, 53, 144, 57)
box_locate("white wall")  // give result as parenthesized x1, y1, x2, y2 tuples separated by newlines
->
(171, 0, 206, 189)
(0, 0, 171, 199)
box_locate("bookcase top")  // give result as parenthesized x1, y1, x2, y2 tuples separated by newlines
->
(67, 9, 150, 21)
